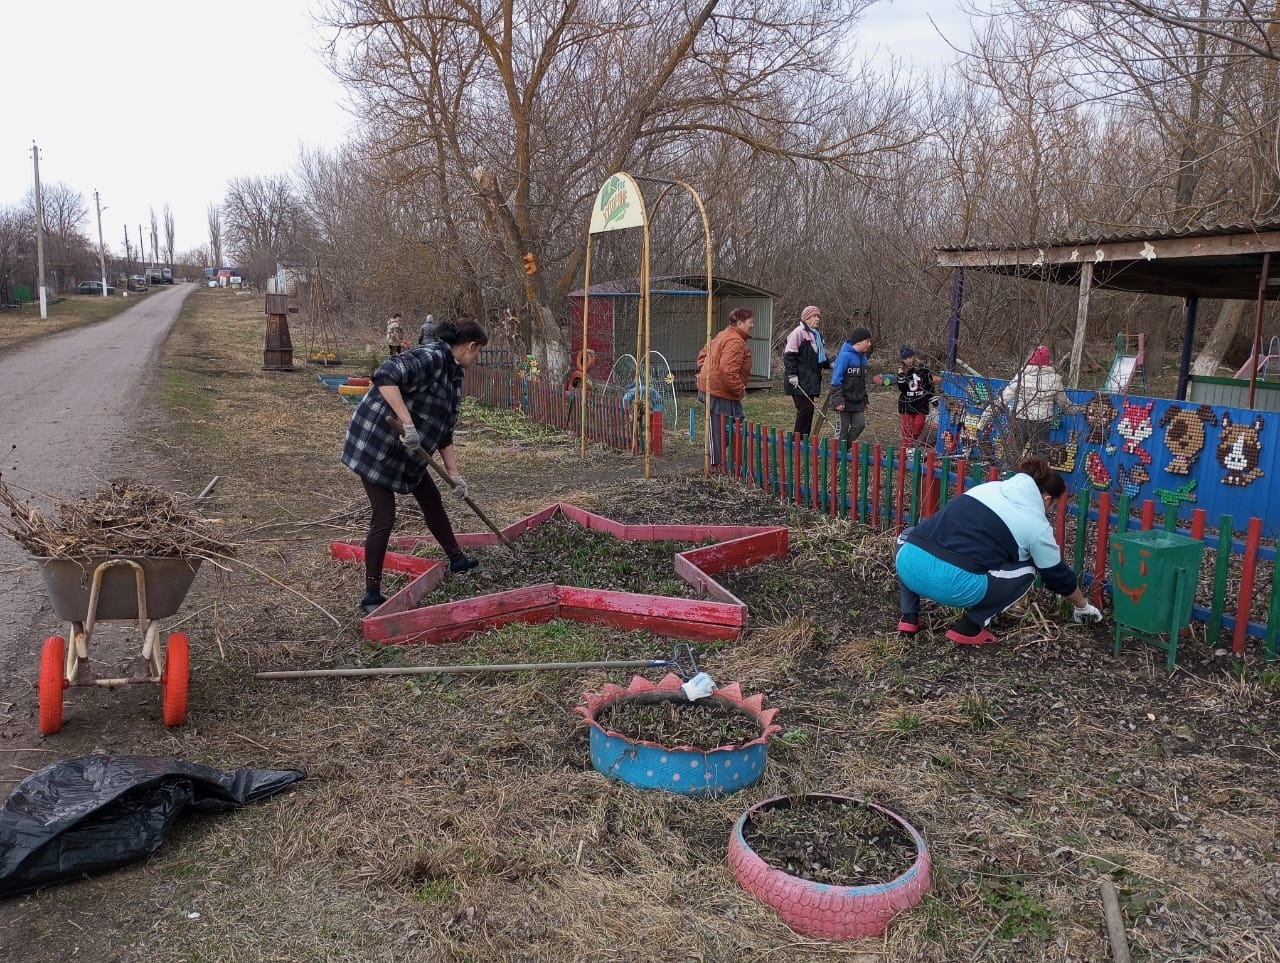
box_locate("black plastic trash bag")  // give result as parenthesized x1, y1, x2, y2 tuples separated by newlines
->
(0, 755, 305, 899)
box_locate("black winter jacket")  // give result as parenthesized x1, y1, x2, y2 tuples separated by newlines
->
(782, 323, 829, 398)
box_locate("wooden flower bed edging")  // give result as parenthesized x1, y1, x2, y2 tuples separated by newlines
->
(728, 793, 931, 939)
(574, 673, 781, 797)
(329, 503, 789, 646)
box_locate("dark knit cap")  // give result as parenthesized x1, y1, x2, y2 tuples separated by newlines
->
(849, 326, 872, 344)
(900, 344, 916, 360)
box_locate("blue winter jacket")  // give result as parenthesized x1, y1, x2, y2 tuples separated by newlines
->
(830, 341, 870, 411)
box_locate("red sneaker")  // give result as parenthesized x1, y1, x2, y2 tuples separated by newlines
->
(946, 626, 1000, 646)
(897, 616, 921, 634)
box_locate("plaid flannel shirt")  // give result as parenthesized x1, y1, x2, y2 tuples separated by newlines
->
(341, 343, 462, 492)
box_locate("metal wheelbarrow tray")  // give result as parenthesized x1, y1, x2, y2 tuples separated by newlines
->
(30, 556, 204, 735)
(34, 555, 202, 621)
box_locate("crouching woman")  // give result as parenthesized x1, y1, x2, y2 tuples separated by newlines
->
(894, 457, 1101, 644)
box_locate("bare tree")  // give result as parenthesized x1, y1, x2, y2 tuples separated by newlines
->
(163, 204, 176, 268)
(207, 202, 223, 269)
(149, 207, 160, 267)
(325, 0, 912, 377)
(221, 174, 313, 283)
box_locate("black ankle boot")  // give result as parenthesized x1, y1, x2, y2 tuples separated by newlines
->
(449, 556, 479, 574)
(360, 590, 387, 614)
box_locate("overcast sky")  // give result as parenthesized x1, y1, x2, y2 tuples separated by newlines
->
(2, 0, 974, 258)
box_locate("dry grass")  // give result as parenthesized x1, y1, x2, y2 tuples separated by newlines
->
(4, 289, 1278, 963)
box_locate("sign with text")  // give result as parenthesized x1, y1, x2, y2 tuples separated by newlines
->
(589, 173, 646, 234)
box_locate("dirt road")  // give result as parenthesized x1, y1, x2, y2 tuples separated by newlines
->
(0, 283, 194, 788)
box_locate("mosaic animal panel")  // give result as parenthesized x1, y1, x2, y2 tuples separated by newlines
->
(1159, 405, 1215, 475)
(938, 373, 1280, 538)
(1218, 413, 1265, 487)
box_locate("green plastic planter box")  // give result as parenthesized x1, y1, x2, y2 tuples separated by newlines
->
(1110, 529, 1205, 669)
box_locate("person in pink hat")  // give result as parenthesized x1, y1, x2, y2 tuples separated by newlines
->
(782, 304, 832, 436)
(978, 344, 1070, 459)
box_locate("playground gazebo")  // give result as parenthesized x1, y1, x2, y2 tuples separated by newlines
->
(936, 220, 1280, 409)
(569, 275, 775, 390)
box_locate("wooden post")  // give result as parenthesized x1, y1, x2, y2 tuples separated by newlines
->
(1068, 261, 1093, 389)
(1248, 252, 1272, 409)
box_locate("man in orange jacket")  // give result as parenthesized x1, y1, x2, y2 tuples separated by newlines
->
(696, 308, 754, 467)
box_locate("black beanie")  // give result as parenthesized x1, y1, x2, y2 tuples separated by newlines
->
(849, 326, 872, 345)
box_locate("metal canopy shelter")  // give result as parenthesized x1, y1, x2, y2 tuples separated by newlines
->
(936, 220, 1280, 405)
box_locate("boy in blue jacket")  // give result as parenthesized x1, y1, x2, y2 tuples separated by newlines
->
(830, 325, 872, 447)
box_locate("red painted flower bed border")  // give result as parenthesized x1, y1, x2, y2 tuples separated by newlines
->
(330, 503, 788, 646)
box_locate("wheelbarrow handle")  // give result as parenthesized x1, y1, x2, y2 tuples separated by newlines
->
(384, 415, 516, 550)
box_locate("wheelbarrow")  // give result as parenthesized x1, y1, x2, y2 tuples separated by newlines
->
(32, 556, 203, 734)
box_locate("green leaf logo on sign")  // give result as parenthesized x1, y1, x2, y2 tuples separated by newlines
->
(589, 173, 645, 234)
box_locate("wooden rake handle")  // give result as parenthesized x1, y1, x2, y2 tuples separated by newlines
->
(384, 415, 516, 550)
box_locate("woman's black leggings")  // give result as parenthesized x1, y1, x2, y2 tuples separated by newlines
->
(361, 474, 462, 592)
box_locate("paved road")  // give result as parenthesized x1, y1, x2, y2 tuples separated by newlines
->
(0, 284, 193, 787)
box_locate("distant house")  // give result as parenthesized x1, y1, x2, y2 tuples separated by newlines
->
(268, 263, 309, 295)
(568, 275, 775, 389)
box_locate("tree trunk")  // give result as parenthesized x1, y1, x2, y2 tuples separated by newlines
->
(1190, 300, 1248, 375)
(528, 303, 569, 381)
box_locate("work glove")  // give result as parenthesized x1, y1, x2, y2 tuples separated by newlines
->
(400, 423, 422, 454)
(1072, 603, 1103, 624)
(787, 375, 799, 387)
(449, 475, 469, 500)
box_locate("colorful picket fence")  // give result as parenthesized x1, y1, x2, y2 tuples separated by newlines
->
(711, 415, 1278, 662)
(455, 374, 1276, 661)
(463, 366, 659, 454)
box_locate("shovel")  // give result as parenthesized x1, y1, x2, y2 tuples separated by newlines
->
(255, 643, 700, 681)
(385, 414, 516, 550)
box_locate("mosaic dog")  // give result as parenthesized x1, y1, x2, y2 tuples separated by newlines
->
(1158, 404, 1215, 475)
(1217, 412, 1265, 487)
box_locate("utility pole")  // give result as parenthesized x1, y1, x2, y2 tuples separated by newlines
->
(138, 225, 145, 281)
(123, 225, 131, 273)
(31, 142, 48, 319)
(94, 190, 108, 297)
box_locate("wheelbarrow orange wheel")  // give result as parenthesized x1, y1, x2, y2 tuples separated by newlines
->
(38, 636, 67, 735)
(161, 632, 190, 727)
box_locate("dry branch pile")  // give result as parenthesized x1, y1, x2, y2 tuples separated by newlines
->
(0, 475, 235, 559)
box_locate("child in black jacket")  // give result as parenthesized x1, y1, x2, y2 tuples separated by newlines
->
(897, 345, 934, 450)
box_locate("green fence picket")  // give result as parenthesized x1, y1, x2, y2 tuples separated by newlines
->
(1074, 488, 1090, 578)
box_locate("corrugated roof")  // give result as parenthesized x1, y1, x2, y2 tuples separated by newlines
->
(937, 218, 1280, 253)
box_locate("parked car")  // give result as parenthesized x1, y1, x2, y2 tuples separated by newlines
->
(77, 280, 116, 295)
(127, 275, 148, 292)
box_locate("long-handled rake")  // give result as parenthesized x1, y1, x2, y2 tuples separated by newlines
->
(254, 643, 700, 681)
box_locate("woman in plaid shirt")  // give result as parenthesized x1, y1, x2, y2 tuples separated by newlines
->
(342, 318, 488, 613)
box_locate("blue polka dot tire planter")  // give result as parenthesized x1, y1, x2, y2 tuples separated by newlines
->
(576, 673, 780, 797)
(728, 794, 931, 940)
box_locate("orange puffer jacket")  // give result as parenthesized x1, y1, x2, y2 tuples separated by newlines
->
(697, 325, 751, 402)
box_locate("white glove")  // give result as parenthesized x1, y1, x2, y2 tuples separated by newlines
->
(449, 475, 468, 500)
(1072, 603, 1102, 624)
(400, 424, 422, 453)
(787, 375, 799, 387)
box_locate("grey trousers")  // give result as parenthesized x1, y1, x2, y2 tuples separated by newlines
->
(836, 409, 866, 448)
(709, 396, 745, 466)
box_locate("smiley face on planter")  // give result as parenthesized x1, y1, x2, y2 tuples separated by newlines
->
(1111, 540, 1152, 605)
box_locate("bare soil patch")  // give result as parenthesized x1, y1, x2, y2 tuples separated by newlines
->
(594, 693, 763, 748)
(742, 795, 919, 887)
(2, 290, 1278, 963)
(412, 513, 706, 602)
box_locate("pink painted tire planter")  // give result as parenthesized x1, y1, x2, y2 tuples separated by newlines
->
(728, 793, 931, 940)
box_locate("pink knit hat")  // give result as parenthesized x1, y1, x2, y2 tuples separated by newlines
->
(1028, 345, 1050, 366)
(801, 305, 821, 324)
